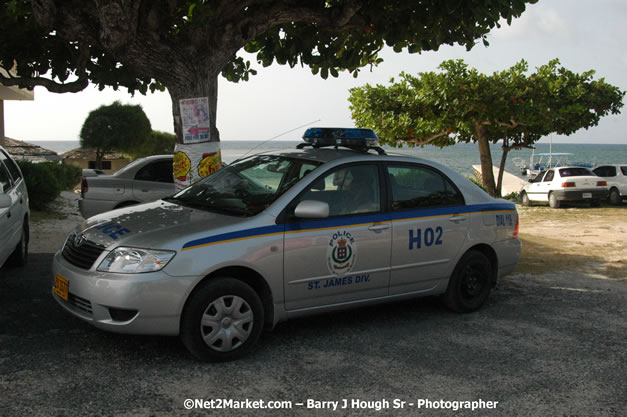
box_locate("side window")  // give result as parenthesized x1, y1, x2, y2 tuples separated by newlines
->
(135, 160, 174, 183)
(607, 166, 617, 177)
(0, 150, 21, 182)
(387, 165, 464, 210)
(621, 166, 627, 176)
(532, 171, 546, 183)
(297, 164, 380, 217)
(0, 161, 12, 192)
(543, 170, 555, 182)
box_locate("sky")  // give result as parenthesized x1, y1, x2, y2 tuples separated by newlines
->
(4, 0, 627, 144)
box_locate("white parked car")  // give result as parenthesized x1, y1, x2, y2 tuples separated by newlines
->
(79, 155, 174, 218)
(520, 166, 609, 208)
(0, 145, 29, 269)
(592, 164, 627, 205)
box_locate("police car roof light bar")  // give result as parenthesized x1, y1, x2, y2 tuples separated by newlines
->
(299, 127, 386, 155)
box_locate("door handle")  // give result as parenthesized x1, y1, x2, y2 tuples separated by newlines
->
(368, 224, 389, 232)
(448, 216, 467, 223)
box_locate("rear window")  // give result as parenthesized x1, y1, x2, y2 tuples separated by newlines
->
(559, 168, 593, 177)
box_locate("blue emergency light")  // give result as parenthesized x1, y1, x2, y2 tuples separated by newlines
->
(302, 127, 379, 148)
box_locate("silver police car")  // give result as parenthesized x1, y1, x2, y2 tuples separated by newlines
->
(52, 128, 521, 361)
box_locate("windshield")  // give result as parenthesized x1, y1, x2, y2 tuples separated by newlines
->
(166, 154, 321, 216)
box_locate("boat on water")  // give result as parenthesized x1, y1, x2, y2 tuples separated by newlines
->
(513, 151, 595, 177)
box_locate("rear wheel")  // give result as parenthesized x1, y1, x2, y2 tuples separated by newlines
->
(180, 277, 264, 361)
(443, 250, 493, 313)
(521, 191, 532, 207)
(9, 220, 29, 267)
(609, 188, 621, 205)
(548, 192, 560, 208)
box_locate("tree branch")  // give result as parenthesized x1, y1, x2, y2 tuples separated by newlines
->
(395, 131, 448, 146)
(0, 42, 90, 93)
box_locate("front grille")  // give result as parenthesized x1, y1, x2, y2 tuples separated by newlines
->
(62, 235, 105, 269)
(69, 293, 93, 317)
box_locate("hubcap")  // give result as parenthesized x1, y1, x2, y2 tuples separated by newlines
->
(461, 264, 484, 299)
(200, 295, 253, 352)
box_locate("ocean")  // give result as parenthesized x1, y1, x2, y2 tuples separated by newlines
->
(27, 139, 627, 179)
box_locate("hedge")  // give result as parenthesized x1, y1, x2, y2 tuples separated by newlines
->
(16, 160, 81, 210)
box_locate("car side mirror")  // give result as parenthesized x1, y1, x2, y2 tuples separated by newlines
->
(293, 200, 329, 219)
(0, 193, 11, 209)
(528, 179, 533, 183)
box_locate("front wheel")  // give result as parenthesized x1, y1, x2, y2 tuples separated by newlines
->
(443, 250, 493, 313)
(180, 278, 264, 362)
(521, 191, 532, 207)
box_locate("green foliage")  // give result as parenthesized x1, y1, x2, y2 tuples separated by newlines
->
(16, 160, 81, 210)
(80, 101, 152, 167)
(0, 0, 538, 94)
(349, 59, 625, 147)
(125, 130, 176, 159)
(503, 192, 520, 202)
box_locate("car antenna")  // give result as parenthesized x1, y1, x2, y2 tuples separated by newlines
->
(233, 119, 321, 163)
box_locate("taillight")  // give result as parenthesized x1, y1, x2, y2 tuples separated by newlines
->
(597, 181, 607, 186)
(81, 178, 88, 197)
(561, 182, 575, 188)
(513, 215, 519, 238)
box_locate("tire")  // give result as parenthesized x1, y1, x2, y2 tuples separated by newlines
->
(8, 219, 29, 267)
(180, 277, 264, 362)
(443, 250, 493, 313)
(521, 191, 532, 207)
(548, 192, 560, 209)
(609, 188, 621, 205)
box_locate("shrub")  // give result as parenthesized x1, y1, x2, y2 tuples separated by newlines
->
(16, 160, 81, 210)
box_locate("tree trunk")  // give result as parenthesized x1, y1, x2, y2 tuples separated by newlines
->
(476, 124, 497, 197)
(496, 146, 511, 197)
(167, 71, 223, 190)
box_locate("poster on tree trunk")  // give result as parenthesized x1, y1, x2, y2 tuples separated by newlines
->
(180, 97, 210, 144)
(173, 141, 222, 190)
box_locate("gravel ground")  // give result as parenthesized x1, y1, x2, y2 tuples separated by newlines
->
(0, 194, 625, 416)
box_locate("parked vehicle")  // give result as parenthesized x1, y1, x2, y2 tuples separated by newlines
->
(79, 155, 174, 218)
(592, 164, 627, 205)
(0, 145, 29, 269)
(520, 166, 608, 208)
(53, 128, 521, 361)
(513, 152, 595, 177)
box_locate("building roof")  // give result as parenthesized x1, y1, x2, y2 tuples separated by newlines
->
(61, 148, 128, 160)
(1, 136, 59, 160)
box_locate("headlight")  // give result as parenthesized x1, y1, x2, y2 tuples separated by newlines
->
(97, 247, 176, 273)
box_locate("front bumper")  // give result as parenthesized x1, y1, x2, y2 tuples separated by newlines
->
(51, 251, 196, 335)
(553, 189, 608, 201)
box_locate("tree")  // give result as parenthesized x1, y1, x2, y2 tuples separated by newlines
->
(126, 130, 176, 159)
(348, 59, 625, 196)
(80, 100, 151, 168)
(0, 0, 537, 189)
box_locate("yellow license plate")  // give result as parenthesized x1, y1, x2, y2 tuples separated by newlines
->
(54, 274, 69, 301)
